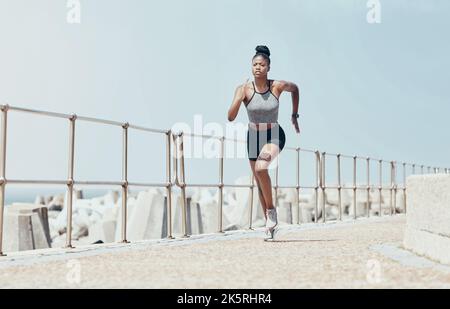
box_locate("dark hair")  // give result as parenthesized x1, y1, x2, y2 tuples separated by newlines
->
(253, 45, 271, 65)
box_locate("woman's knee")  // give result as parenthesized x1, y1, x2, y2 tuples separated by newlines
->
(255, 151, 272, 173)
(255, 163, 269, 175)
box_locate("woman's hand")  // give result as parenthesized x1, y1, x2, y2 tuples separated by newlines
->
(291, 116, 300, 134)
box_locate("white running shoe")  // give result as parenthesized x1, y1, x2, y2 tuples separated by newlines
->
(264, 208, 278, 240)
(264, 226, 277, 241)
(265, 208, 278, 230)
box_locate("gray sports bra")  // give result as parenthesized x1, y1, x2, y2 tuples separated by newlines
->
(244, 79, 279, 124)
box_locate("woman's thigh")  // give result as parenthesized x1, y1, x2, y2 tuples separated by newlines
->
(254, 143, 281, 172)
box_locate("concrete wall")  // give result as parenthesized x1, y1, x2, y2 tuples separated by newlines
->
(403, 174, 450, 265)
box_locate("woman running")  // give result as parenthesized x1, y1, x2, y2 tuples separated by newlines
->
(227, 45, 300, 239)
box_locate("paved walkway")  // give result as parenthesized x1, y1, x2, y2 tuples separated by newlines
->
(1, 215, 449, 288)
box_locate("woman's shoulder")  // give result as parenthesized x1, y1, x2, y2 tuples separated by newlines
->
(270, 79, 295, 92)
(236, 80, 252, 92)
(270, 79, 281, 87)
(234, 81, 251, 105)
(241, 80, 255, 97)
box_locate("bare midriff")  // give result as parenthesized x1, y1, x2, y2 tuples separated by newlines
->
(248, 122, 278, 131)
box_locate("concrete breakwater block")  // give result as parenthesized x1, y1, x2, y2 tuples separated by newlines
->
(404, 174, 450, 265)
(88, 207, 117, 244)
(171, 194, 206, 236)
(126, 189, 165, 241)
(3, 203, 52, 252)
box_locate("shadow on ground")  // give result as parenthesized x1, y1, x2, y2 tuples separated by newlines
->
(264, 239, 339, 243)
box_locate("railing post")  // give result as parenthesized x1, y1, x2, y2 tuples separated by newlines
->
(172, 133, 178, 185)
(378, 160, 382, 217)
(321, 152, 326, 223)
(172, 133, 179, 236)
(366, 157, 370, 218)
(296, 147, 301, 224)
(120, 122, 129, 243)
(314, 150, 320, 222)
(353, 156, 357, 220)
(178, 132, 189, 237)
(393, 161, 397, 215)
(274, 151, 279, 210)
(248, 172, 255, 230)
(218, 136, 224, 233)
(337, 154, 342, 221)
(65, 114, 77, 248)
(165, 130, 174, 239)
(421, 165, 424, 174)
(390, 161, 394, 216)
(0, 105, 9, 256)
(403, 162, 407, 213)
(412, 164, 416, 175)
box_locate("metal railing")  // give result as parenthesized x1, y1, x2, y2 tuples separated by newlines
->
(0, 103, 448, 255)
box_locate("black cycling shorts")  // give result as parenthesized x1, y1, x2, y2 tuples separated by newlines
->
(246, 123, 286, 161)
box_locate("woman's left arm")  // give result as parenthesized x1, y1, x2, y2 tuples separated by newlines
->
(277, 80, 300, 134)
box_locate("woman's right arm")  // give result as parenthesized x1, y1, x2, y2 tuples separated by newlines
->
(227, 81, 247, 122)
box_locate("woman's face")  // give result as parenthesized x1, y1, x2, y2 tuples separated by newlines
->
(252, 56, 270, 78)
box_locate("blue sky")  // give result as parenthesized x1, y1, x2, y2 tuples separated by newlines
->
(0, 0, 449, 193)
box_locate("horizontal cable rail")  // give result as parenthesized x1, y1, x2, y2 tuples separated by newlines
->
(0, 103, 448, 255)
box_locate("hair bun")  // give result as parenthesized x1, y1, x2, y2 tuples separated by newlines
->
(255, 45, 270, 57)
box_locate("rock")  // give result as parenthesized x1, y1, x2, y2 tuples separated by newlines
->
(48, 210, 60, 219)
(49, 204, 63, 211)
(51, 206, 68, 235)
(89, 219, 116, 243)
(44, 195, 54, 205)
(114, 194, 137, 241)
(304, 189, 324, 221)
(34, 195, 45, 205)
(172, 191, 206, 236)
(278, 201, 293, 224)
(223, 175, 253, 229)
(126, 188, 165, 241)
(48, 194, 64, 211)
(3, 203, 52, 252)
(88, 207, 117, 244)
(104, 190, 120, 206)
(193, 188, 227, 234)
(348, 189, 370, 218)
(50, 234, 66, 248)
(72, 207, 90, 240)
(186, 198, 204, 235)
(75, 189, 83, 200)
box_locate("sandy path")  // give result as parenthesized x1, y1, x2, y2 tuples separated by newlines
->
(1, 215, 449, 288)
